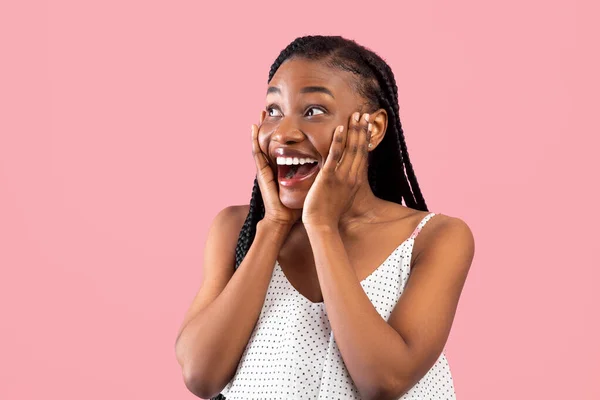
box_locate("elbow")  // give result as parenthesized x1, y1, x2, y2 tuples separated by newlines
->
(381, 376, 415, 400)
(354, 379, 389, 400)
(176, 342, 230, 398)
(361, 385, 408, 400)
(176, 338, 224, 398)
(183, 365, 223, 399)
(382, 383, 409, 400)
(359, 373, 411, 400)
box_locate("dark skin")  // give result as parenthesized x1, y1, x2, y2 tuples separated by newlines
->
(254, 57, 435, 303)
(175, 58, 474, 399)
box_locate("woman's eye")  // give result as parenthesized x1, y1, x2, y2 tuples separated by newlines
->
(306, 107, 325, 117)
(267, 108, 282, 117)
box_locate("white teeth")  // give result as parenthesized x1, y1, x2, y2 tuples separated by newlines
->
(276, 156, 318, 165)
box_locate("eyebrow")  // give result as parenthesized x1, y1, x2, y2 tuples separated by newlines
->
(266, 86, 335, 99)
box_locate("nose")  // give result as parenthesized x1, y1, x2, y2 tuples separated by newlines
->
(271, 118, 305, 145)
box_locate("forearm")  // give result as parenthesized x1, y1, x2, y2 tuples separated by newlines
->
(306, 224, 410, 400)
(177, 220, 291, 393)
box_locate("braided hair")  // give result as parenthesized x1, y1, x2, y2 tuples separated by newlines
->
(212, 37, 427, 398)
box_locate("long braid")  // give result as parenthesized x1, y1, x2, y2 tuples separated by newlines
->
(233, 178, 264, 269)
(373, 95, 415, 206)
(357, 51, 425, 210)
(374, 59, 428, 210)
(213, 35, 428, 399)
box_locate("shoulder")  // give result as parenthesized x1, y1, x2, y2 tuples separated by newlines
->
(413, 211, 475, 271)
(429, 212, 474, 248)
(204, 204, 252, 254)
(210, 204, 250, 232)
(216, 204, 250, 221)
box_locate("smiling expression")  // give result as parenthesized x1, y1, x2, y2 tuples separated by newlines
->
(258, 57, 370, 209)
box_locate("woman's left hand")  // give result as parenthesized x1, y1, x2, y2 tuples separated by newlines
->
(302, 112, 372, 228)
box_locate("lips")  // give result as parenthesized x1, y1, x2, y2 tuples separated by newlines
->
(270, 147, 320, 187)
(271, 147, 319, 161)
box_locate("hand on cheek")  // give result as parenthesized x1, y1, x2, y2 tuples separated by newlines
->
(302, 111, 372, 228)
(251, 111, 302, 226)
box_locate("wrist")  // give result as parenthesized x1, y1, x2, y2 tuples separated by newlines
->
(303, 222, 339, 234)
(257, 219, 294, 236)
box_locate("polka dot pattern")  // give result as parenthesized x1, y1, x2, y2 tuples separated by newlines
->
(220, 212, 456, 399)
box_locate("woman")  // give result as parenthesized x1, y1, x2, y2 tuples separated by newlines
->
(175, 35, 475, 400)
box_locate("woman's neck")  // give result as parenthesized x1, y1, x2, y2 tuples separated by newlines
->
(337, 183, 391, 235)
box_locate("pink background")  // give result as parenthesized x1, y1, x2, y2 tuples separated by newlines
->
(1, 1, 598, 399)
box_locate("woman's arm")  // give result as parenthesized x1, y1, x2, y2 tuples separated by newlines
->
(175, 205, 292, 399)
(305, 217, 474, 400)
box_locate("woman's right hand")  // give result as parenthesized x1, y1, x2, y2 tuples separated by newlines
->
(252, 112, 302, 227)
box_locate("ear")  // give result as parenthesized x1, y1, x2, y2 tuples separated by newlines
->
(368, 108, 387, 152)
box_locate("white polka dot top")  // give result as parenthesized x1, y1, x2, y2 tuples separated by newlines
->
(219, 212, 456, 399)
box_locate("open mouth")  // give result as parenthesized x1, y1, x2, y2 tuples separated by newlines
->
(276, 156, 319, 183)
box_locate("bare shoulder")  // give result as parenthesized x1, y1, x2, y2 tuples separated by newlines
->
(386, 212, 474, 391)
(413, 211, 475, 270)
(427, 212, 474, 247)
(212, 204, 250, 231)
(175, 204, 251, 342)
(203, 203, 251, 270)
(203, 204, 252, 270)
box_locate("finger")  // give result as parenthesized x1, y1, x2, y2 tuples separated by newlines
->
(338, 112, 367, 177)
(337, 112, 357, 166)
(251, 124, 271, 176)
(322, 125, 346, 174)
(350, 120, 371, 178)
(259, 110, 266, 125)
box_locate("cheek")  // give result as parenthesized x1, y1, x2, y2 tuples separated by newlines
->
(315, 130, 336, 159)
(257, 128, 271, 153)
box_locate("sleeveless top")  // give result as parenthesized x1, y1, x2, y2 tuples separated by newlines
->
(219, 212, 456, 399)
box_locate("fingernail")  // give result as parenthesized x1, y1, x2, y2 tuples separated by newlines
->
(354, 113, 360, 122)
(368, 123, 372, 131)
(340, 125, 344, 132)
(365, 114, 370, 122)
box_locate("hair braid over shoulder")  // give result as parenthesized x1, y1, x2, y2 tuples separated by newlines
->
(213, 34, 429, 400)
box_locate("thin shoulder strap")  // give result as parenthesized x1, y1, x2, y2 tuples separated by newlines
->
(409, 212, 437, 240)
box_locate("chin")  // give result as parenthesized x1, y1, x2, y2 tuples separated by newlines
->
(279, 191, 307, 210)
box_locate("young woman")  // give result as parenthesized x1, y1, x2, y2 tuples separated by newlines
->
(175, 35, 475, 400)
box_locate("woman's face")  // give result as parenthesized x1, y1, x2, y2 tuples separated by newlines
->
(258, 57, 368, 209)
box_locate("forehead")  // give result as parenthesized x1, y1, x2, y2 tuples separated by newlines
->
(268, 58, 356, 96)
